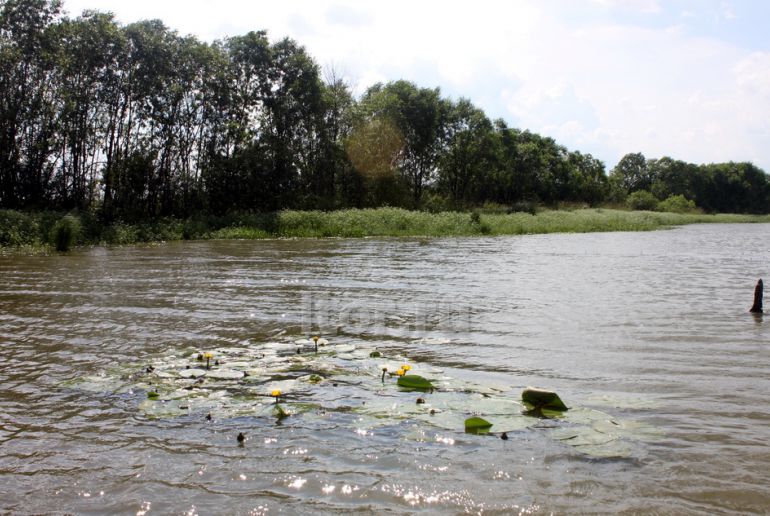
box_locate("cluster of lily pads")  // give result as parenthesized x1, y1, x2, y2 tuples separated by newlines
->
(67, 336, 662, 458)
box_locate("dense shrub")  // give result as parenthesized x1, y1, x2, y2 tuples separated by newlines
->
(626, 190, 658, 211)
(657, 194, 698, 213)
(3, 208, 770, 250)
(0, 210, 39, 246)
(480, 202, 510, 214)
(101, 223, 138, 245)
(50, 215, 82, 252)
(509, 200, 538, 215)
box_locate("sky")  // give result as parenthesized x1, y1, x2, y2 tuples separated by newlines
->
(61, 0, 770, 171)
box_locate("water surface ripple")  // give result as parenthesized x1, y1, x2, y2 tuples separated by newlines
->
(1, 224, 769, 514)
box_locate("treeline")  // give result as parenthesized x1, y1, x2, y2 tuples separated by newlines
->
(1, 0, 769, 220)
(609, 153, 770, 214)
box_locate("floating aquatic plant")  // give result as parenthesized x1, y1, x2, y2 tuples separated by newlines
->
(64, 336, 661, 458)
(522, 387, 568, 412)
(397, 374, 434, 392)
(465, 417, 493, 435)
(274, 404, 289, 420)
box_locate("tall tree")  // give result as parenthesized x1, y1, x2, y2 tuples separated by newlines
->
(610, 152, 651, 193)
(0, 0, 62, 209)
(358, 81, 449, 206)
(52, 10, 124, 209)
(438, 98, 496, 206)
(566, 151, 607, 205)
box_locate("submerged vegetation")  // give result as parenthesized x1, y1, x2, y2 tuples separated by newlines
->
(67, 336, 663, 458)
(2, 207, 769, 251)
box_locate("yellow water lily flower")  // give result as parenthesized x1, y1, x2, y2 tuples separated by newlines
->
(312, 336, 320, 342)
(203, 352, 214, 360)
(402, 365, 412, 371)
(396, 368, 406, 376)
(271, 389, 282, 397)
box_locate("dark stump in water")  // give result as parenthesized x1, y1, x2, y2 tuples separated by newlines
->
(750, 279, 763, 313)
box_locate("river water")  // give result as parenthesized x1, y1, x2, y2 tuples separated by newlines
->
(0, 224, 768, 514)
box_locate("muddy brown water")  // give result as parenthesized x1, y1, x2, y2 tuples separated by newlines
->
(0, 223, 768, 514)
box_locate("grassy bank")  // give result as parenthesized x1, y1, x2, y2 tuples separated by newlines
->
(2, 207, 770, 251)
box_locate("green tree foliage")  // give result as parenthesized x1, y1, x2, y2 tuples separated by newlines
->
(438, 98, 496, 207)
(0, 0, 62, 209)
(565, 151, 608, 205)
(695, 162, 770, 214)
(613, 153, 770, 213)
(610, 152, 652, 194)
(648, 157, 698, 201)
(0, 0, 767, 217)
(356, 81, 450, 207)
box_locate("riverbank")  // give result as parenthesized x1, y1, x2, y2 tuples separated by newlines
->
(2, 207, 770, 252)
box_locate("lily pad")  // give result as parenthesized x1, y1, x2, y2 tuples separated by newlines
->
(551, 427, 619, 447)
(548, 411, 663, 458)
(179, 368, 207, 379)
(138, 399, 191, 418)
(65, 336, 660, 460)
(330, 344, 356, 354)
(465, 417, 493, 434)
(220, 361, 252, 370)
(206, 370, 244, 380)
(522, 387, 568, 411)
(485, 414, 536, 433)
(397, 375, 434, 391)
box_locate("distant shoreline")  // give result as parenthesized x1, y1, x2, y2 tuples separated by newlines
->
(2, 207, 770, 253)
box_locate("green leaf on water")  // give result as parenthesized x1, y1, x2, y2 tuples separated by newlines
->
(465, 416, 493, 434)
(522, 387, 568, 411)
(369, 351, 382, 358)
(274, 404, 289, 420)
(397, 374, 434, 391)
(147, 391, 159, 399)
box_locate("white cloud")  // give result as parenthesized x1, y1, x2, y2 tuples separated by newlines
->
(590, 0, 662, 15)
(59, 0, 770, 171)
(720, 1, 737, 20)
